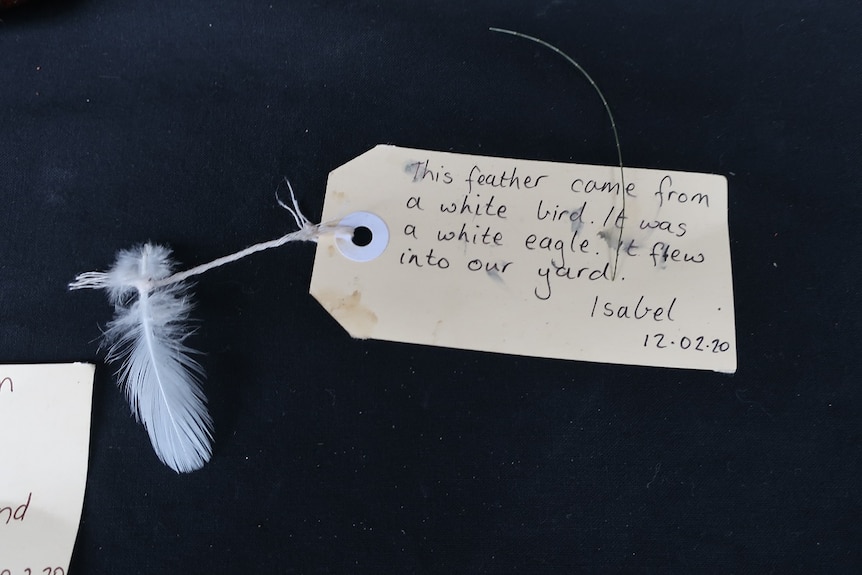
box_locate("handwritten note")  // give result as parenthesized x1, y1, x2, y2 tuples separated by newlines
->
(0, 363, 95, 575)
(310, 145, 736, 372)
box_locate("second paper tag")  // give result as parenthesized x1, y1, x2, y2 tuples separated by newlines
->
(310, 145, 736, 373)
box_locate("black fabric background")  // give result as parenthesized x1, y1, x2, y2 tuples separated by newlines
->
(2, 0, 860, 573)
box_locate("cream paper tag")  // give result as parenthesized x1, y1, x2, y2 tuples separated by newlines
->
(310, 145, 736, 372)
(0, 363, 95, 574)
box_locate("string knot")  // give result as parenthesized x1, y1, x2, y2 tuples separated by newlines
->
(72, 179, 348, 294)
(277, 178, 352, 242)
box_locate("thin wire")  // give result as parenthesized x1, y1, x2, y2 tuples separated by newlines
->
(489, 27, 626, 280)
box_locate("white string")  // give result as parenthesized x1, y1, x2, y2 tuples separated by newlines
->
(276, 178, 314, 231)
(152, 228, 318, 288)
(70, 181, 350, 292)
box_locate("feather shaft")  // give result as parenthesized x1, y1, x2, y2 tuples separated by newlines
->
(70, 190, 338, 471)
(82, 244, 213, 473)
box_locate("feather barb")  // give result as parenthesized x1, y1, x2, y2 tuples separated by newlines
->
(74, 244, 213, 473)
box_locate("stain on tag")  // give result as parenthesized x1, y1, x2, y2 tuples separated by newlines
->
(310, 145, 736, 372)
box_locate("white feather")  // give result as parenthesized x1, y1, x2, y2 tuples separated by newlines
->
(72, 243, 213, 473)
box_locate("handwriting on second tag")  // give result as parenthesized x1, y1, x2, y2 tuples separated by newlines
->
(0, 363, 94, 575)
(0, 565, 66, 575)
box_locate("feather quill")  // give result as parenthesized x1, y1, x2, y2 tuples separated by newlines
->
(70, 185, 336, 471)
(71, 243, 213, 473)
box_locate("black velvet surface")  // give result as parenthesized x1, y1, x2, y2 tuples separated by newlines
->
(2, 1, 860, 572)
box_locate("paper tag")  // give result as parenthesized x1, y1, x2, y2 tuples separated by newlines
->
(0, 363, 95, 574)
(310, 145, 736, 372)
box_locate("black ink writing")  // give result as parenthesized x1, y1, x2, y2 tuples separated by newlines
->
(0, 569, 66, 575)
(399, 248, 450, 269)
(621, 239, 641, 257)
(602, 206, 627, 229)
(391, 156, 724, 359)
(644, 334, 730, 353)
(465, 165, 547, 195)
(436, 223, 504, 246)
(649, 241, 705, 267)
(655, 175, 709, 208)
(467, 259, 513, 274)
(399, 248, 422, 268)
(590, 295, 677, 321)
(0, 377, 11, 393)
(1, 492, 31, 525)
(570, 177, 636, 197)
(524, 231, 590, 269)
(440, 193, 507, 219)
(536, 200, 586, 224)
(534, 262, 611, 301)
(407, 159, 453, 184)
(639, 219, 687, 238)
